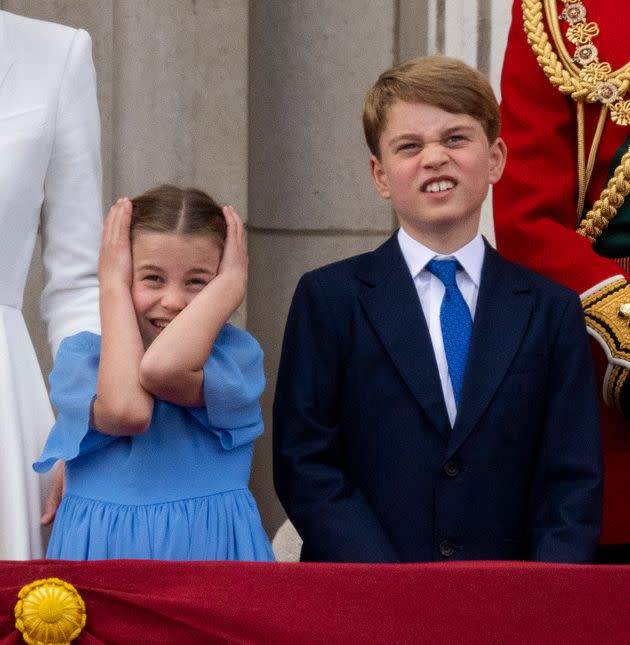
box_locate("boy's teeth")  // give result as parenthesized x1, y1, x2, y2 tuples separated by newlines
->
(425, 180, 455, 193)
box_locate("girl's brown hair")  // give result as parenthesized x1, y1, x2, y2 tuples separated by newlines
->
(130, 185, 226, 248)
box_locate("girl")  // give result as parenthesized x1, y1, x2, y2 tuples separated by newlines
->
(34, 185, 274, 561)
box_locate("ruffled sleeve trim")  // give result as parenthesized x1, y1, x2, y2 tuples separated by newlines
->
(33, 332, 116, 473)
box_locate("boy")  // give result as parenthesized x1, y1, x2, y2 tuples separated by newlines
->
(273, 56, 602, 563)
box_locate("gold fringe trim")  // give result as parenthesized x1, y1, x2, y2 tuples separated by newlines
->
(607, 363, 628, 410)
(615, 257, 630, 273)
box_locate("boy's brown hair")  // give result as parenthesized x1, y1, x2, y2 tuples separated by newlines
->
(363, 55, 500, 158)
(130, 184, 227, 249)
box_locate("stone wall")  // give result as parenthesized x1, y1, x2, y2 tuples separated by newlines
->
(7, 0, 513, 538)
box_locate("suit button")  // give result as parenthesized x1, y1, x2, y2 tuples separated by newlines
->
(443, 459, 460, 477)
(439, 540, 455, 557)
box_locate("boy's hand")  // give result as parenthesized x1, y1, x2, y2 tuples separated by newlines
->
(218, 205, 248, 306)
(99, 198, 133, 289)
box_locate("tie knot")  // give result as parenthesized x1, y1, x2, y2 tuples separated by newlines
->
(427, 259, 459, 286)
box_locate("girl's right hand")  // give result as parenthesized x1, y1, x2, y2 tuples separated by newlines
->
(99, 198, 133, 288)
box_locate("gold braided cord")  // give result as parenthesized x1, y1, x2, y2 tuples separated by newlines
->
(523, 0, 591, 217)
(576, 100, 587, 216)
(577, 147, 630, 241)
(523, 0, 630, 98)
(578, 104, 608, 216)
(522, 0, 630, 236)
(522, 1, 587, 99)
(544, 0, 580, 78)
(584, 105, 608, 195)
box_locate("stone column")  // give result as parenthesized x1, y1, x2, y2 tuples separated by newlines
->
(247, 1, 396, 534)
(10, 0, 249, 378)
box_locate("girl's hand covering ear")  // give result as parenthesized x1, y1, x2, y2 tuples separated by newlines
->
(99, 198, 133, 289)
(218, 205, 248, 306)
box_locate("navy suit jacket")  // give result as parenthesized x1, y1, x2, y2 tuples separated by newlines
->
(273, 234, 602, 563)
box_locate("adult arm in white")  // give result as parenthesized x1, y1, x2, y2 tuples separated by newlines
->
(40, 28, 102, 356)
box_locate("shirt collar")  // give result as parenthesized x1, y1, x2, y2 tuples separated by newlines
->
(397, 227, 485, 287)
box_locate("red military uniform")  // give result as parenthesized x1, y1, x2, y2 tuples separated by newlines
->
(494, 1, 630, 547)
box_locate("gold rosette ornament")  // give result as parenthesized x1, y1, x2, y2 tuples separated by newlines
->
(15, 578, 86, 645)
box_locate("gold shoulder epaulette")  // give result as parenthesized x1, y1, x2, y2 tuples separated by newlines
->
(582, 277, 630, 366)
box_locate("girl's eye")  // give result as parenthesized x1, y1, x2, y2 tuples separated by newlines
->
(188, 278, 209, 288)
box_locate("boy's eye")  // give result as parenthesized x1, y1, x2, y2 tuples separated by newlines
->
(397, 142, 420, 152)
(445, 135, 467, 145)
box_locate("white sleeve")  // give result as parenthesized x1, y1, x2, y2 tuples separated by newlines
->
(40, 28, 102, 356)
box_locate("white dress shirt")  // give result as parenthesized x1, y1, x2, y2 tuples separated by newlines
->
(397, 228, 485, 426)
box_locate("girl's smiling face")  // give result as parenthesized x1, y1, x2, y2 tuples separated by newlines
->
(131, 231, 222, 347)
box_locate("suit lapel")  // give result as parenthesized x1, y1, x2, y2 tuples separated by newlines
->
(357, 234, 451, 438)
(0, 13, 15, 90)
(447, 244, 534, 456)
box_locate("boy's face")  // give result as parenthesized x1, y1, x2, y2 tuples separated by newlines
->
(370, 100, 506, 248)
(131, 231, 222, 348)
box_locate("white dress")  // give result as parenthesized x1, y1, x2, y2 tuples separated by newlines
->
(0, 11, 101, 558)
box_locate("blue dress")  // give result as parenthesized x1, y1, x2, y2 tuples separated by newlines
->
(34, 326, 275, 561)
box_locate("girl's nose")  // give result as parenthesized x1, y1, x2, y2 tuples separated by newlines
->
(161, 287, 187, 311)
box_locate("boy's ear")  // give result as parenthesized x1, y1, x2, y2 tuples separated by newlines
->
(370, 154, 391, 199)
(488, 137, 508, 185)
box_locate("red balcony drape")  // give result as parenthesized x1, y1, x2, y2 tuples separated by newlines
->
(1, 560, 629, 644)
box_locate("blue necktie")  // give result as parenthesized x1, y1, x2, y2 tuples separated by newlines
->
(426, 259, 472, 406)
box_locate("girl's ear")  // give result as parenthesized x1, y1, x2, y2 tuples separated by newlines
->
(370, 154, 391, 199)
(488, 137, 507, 185)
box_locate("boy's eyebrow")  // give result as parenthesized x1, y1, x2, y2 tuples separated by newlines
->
(441, 125, 476, 135)
(387, 124, 477, 146)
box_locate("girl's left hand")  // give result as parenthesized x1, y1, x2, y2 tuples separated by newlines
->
(218, 205, 248, 306)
